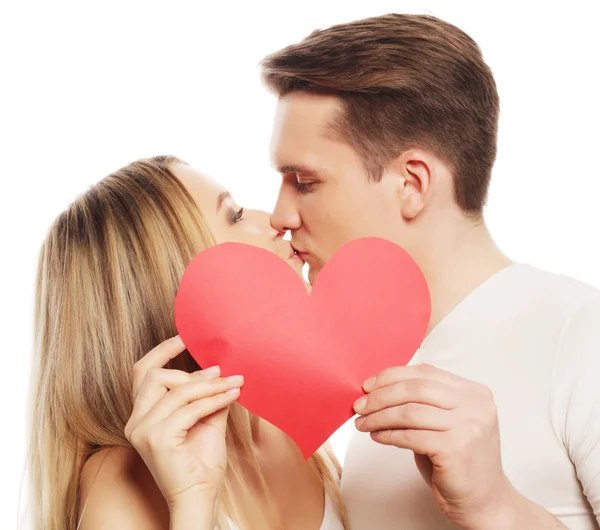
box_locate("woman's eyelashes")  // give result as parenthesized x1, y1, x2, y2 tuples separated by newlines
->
(230, 207, 245, 224)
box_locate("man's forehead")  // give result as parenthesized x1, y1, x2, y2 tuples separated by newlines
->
(270, 95, 343, 168)
(273, 92, 340, 135)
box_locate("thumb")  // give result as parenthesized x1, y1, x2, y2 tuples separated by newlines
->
(414, 453, 434, 488)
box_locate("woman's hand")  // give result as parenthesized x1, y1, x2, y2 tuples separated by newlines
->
(124, 335, 243, 511)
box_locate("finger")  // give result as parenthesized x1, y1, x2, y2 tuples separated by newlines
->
(132, 335, 188, 396)
(142, 375, 244, 427)
(132, 366, 221, 421)
(354, 378, 463, 415)
(163, 390, 239, 436)
(188, 406, 230, 438)
(134, 367, 191, 402)
(370, 428, 445, 455)
(355, 404, 453, 433)
(363, 363, 471, 393)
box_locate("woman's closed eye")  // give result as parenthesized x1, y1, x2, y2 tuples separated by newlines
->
(230, 207, 245, 223)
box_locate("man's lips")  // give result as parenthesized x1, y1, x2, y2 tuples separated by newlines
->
(290, 245, 310, 263)
(288, 243, 305, 262)
(291, 243, 306, 256)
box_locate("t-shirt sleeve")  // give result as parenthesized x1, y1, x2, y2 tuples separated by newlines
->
(552, 293, 600, 524)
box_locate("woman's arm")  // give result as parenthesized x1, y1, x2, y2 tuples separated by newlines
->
(169, 489, 219, 530)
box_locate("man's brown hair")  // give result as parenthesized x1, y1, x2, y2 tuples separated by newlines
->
(260, 14, 500, 214)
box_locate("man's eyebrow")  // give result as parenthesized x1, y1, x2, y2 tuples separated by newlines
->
(277, 164, 323, 176)
(216, 191, 231, 212)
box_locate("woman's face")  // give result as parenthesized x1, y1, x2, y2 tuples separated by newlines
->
(172, 163, 305, 277)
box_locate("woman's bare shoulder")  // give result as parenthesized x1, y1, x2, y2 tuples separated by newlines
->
(78, 446, 169, 529)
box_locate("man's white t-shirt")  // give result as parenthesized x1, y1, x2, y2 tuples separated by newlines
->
(341, 263, 600, 529)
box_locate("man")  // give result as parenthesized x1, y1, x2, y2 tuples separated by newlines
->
(260, 13, 600, 530)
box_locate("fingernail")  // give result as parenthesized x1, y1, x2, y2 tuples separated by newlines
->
(363, 376, 376, 392)
(225, 375, 244, 386)
(354, 395, 367, 412)
(225, 387, 241, 396)
(355, 416, 366, 429)
(200, 366, 221, 377)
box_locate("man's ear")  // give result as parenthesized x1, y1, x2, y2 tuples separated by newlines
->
(392, 149, 433, 220)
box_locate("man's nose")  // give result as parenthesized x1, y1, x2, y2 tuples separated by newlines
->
(254, 209, 284, 240)
(271, 186, 301, 233)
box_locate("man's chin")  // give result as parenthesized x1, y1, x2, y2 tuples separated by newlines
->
(307, 265, 322, 286)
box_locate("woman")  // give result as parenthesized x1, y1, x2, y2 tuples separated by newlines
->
(26, 156, 348, 529)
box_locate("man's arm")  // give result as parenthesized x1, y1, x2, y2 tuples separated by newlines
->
(551, 294, 600, 526)
(467, 483, 568, 529)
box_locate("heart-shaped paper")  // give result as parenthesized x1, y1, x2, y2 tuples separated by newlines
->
(175, 237, 431, 458)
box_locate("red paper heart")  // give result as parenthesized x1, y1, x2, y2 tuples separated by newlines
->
(175, 237, 431, 458)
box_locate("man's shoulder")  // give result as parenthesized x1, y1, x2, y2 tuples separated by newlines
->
(512, 263, 600, 312)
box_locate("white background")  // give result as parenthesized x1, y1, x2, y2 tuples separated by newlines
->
(1, 1, 599, 528)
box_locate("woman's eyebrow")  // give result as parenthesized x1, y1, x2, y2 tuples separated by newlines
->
(216, 191, 231, 213)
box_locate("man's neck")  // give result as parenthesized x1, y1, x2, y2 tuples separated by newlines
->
(413, 217, 513, 335)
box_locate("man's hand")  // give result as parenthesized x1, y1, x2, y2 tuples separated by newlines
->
(353, 363, 547, 529)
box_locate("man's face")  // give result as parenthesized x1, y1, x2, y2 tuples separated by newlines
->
(270, 92, 404, 285)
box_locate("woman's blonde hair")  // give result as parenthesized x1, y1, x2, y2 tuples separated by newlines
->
(25, 155, 349, 529)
